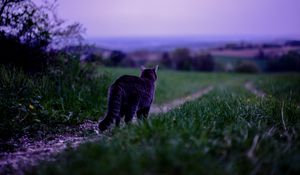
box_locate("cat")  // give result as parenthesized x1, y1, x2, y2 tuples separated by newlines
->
(98, 65, 158, 131)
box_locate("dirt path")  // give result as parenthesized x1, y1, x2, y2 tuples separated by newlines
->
(0, 121, 100, 174)
(244, 81, 266, 98)
(0, 86, 213, 174)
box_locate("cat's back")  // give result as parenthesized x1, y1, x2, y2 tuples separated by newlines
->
(113, 75, 143, 87)
(111, 75, 153, 96)
(111, 75, 144, 90)
(115, 75, 142, 84)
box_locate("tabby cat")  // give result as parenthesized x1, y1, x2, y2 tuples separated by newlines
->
(98, 65, 158, 131)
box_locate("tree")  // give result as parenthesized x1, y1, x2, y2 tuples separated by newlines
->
(161, 52, 172, 69)
(0, 0, 84, 48)
(109, 50, 126, 66)
(0, 0, 85, 71)
(193, 53, 215, 71)
(172, 48, 192, 70)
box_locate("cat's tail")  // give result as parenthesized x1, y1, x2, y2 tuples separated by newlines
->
(98, 84, 122, 131)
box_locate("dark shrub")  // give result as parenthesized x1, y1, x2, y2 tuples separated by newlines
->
(235, 61, 260, 73)
(192, 53, 215, 71)
(0, 33, 48, 72)
(161, 52, 172, 69)
(120, 57, 138, 67)
(85, 53, 103, 63)
(172, 48, 193, 70)
(0, 0, 83, 72)
(0, 54, 111, 142)
(108, 50, 127, 66)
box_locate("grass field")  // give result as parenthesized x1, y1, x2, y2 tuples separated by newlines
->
(255, 73, 300, 103)
(98, 67, 233, 104)
(26, 68, 300, 175)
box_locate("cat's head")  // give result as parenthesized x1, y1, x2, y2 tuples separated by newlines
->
(140, 65, 158, 81)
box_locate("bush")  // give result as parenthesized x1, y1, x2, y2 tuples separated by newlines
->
(106, 50, 127, 67)
(0, 55, 111, 142)
(160, 52, 172, 69)
(192, 53, 215, 71)
(0, 33, 48, 72)
(0, 0, 84, 72)
(235, 61, 260, 73)
(172, 48, 193, 70)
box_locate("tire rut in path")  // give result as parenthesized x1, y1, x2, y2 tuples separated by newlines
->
(244, 81, 266, 98)
(150, 86, 214, 114)
(0, 85, 214, 174)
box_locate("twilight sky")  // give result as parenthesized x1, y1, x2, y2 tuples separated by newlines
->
(53, 0, 300, 38)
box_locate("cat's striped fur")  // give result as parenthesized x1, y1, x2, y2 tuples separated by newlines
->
(98, 66, 158, 131)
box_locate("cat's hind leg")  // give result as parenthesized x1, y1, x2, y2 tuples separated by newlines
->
(124, 105, 138, 124)
(137, 107, 150, 120)
(98, 114, 113, 131)
(116, 107, 125, 127)
(99, 84, 123, 131)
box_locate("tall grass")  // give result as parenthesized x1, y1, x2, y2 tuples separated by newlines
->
(255, 73, 300, 103)
(0, 57, 111, 142)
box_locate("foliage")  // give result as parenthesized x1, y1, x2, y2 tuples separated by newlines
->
(105, 50, 127, 67)
(192, 53, 215, 71)
(28, 79, 300, 175)
(0, 55, 111, 142)
(160, 52, 172, 69)
(255, 73, 300, 103)
(170, 48, 215, 71)
(235, 60, 260, 73)
(171, 48, 192, 70)
(0, 0, 84, 72)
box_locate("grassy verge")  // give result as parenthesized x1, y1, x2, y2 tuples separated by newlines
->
(254, 73, 300, 104)
(0, 59, 111, 144)
(28, 78, 300, 174)
(1, 65, 233, 144)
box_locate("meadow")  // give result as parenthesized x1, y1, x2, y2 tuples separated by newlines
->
(21, 67, 299, 175)
(0, 65, 231, 144)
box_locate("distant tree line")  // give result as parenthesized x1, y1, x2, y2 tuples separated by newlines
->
(79, 44, 300, 73)
(161, 48, 215, 71)
(82, 47, 215, 72)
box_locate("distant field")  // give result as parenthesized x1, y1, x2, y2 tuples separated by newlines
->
(28, 69, 300, 175)
(211, 46, 300, 58)
(212, 46, 300, 71)
(28, 69, 300, 174)
(213, 55, 268, 71)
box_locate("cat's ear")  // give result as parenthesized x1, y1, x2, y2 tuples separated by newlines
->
(140, 65, 146, 71)
(154, 65, 159, 72)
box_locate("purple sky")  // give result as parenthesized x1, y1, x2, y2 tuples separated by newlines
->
(52, 0, 300, 38)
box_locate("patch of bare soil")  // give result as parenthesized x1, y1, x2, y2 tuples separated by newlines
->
(0, 86, 213, 174)
(245, 81, 266, 98)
